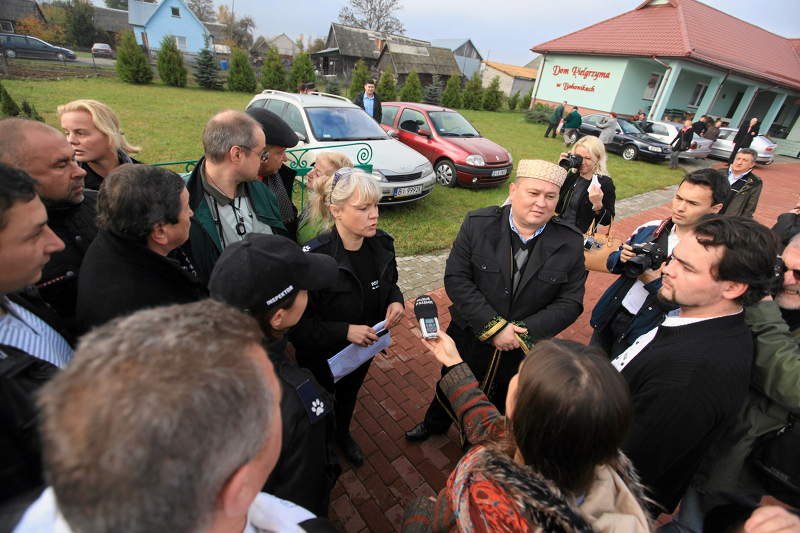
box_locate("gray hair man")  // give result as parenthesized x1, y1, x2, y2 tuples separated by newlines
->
(182, 110, 289, 284)
(720, 147, 762, 218)
(12, 300, 335, 532)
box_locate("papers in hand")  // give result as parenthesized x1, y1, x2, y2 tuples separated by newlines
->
(327, 321, 391, 383)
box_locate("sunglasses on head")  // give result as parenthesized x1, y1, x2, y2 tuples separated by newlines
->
(331, 167, 355, 190)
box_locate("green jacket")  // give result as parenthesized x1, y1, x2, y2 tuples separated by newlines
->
(563, 110, 582, 129)
(695, 300, 800, 494)
(549, 104, 564, 124)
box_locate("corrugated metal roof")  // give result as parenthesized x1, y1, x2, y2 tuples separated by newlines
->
(532, 0, 800, 90)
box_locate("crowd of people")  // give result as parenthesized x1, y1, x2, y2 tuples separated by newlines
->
(0, 98, 798, 533)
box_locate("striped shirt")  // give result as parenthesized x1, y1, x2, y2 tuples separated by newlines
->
(0, 297, 73, 369)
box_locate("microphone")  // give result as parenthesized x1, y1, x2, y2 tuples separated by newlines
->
(414, 294, 439, 339)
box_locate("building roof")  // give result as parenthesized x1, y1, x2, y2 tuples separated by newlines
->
(532, 0, 800, 90)
(93, 6, 129, 34)
(328, 22, 429, 59)
(379, 42, 461, 77)
(204, 21, 226, 42)
(0, 0, 46, 23)
(483, 60, 537, 80)
(128, 0, 158, 27)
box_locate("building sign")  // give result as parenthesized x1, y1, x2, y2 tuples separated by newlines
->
(550, 65, 612, 93)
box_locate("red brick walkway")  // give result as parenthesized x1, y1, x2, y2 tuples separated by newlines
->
(328, 162, 800, 532)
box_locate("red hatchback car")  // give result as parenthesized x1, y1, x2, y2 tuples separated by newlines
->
(380, 102, 513, 188)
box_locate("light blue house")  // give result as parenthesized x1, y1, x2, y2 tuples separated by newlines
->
(129, 0, 213, 55)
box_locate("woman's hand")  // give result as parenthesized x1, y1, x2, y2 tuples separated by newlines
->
(420, 330, 462, 368)
(588, 182, 604, 211)
(347, 325, 379, 347)
(385, 302, 405, 328)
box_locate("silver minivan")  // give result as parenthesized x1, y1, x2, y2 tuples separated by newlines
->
(246, 90, 436, 205)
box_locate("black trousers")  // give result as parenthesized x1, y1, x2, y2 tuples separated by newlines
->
(544, 121, 559, 138)
(423, 322, 524, 432)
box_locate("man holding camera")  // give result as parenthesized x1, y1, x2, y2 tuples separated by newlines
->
(590, 169, 729, 358)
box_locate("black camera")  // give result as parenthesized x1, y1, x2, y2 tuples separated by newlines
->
(558, 153, 583, 172)
(624, 242, 667, 278)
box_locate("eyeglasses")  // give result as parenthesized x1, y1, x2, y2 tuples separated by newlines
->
(239, 146, 270, 162)
(331, 167, 355, 190)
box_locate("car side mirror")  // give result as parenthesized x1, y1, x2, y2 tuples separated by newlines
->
(418, 127, 432, 138)
(294, 131, 307, 143)
(387, 129, 398, 138)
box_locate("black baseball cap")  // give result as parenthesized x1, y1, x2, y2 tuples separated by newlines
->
(209, 234, 337, 313)
(246, 107, 299, 148)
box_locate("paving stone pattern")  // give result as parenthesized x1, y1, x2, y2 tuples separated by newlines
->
(329, 162, 800, 531)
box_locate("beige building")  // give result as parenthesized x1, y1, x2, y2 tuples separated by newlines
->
(481, 60, 536, 97)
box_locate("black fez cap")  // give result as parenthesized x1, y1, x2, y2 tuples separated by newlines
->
(246, 107, 299, 148)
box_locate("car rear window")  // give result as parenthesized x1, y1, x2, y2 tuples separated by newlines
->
(381, 106, 398, 127)
(306, 107, 387, 141)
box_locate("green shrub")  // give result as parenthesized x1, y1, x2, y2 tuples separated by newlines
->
(398, 70, 423, 102)
(194, 46, 223, 90)
(441, 75, 463, 109)
(325, 78, 340, 95)
(116, 30, 153, 84)
(289, 53, 315, 93)
(20, 100, 43, 121)
(348, 59, 370, 99)
(482, 76, 503, 111)
(508, 91, 520, 111)
(228, 48, 257, 92)
(462, 71, 483, 110)
(376, 66, 397, 102)
(423, 74, 444, 105)
(521, 89, 532, 110)
(260, 46, 286, 91)
(0, 82, 21, 117)
(156, 36, 187, 87)
(525, 103, 551, 124)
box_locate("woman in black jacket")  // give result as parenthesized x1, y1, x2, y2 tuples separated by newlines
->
(556, 135, 616, 233)
(291, 168, 404, 467)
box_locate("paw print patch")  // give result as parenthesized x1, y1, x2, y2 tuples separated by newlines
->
(311, 399, 325, 416)
(297, 378, 329, 423)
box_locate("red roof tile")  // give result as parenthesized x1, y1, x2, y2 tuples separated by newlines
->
(532, 0, 800, 90)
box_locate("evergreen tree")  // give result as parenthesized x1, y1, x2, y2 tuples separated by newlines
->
(288, 53, 316, 93)
(423, 74, 444, 105)
(194, 45, 223, 90)
(325, 79, 340, 95)
(156, 36, 187, 87)
(228, 48, 257, 92)
(376, 66, 397, 102)
(104, 0, 127, 9)
(0, 82, 21, 117)
(348, 59, 370, 99)
(521, 89, 533, 110)
(441, 75, 463, 109)
(398, 70, 423, 103)
(116, 30, 153, 84)
(508, 91, 520, 111)
(20, 100, 43, 121)
(482, 76, 503, 111)
(65, 0, 97, 48)
(260, 46, 286, 91)
(462, 71, 483, 110)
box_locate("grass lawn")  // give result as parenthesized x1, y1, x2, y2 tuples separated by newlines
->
(2, 77, 684, 255)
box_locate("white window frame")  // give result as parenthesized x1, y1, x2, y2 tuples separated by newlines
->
(688, 82, 708, 108)
(174, 35, 187, 50)
(643, 73, 661, 100)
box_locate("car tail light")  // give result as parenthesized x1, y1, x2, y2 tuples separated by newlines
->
(691, 141, 697, 150)
(765, 146, 774, 152)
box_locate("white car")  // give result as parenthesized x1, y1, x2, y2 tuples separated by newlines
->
(642, 121, 713, 159)
(245, 90, 436, 205)
(709, 127, 776, 165)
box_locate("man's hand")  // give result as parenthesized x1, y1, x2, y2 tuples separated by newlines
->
(744, 506, 800, 533)
(491, 323, 528, 351)
(638, 265, 663, 284)
(619, 243, 635, 263)
(421, 330, 462, 368)
(385, 302, 405, 328)
(347, 325, 379, 347)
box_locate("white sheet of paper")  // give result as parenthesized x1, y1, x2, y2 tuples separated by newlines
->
(327, 320, 391, 383)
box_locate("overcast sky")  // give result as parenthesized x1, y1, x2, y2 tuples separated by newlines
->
(101, 0, 799, 65)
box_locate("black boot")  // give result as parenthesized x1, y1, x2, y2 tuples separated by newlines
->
(337, 433, 364, 467)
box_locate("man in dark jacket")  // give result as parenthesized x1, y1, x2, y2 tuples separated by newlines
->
(692, 115, 708, 136)
(182, 110, 287, 284)
(210, 234, 341, 516)
(721, 147, 762, 217)
(544, 100, 566, 138)
(0, 118, 96, 337)
(76, 165, 206, 332)
(612, 215, 777, 514)
(0, 164, 69, 528)
(406, 159, 586, 442)
(352, 79, 382, 123)
(590, 169, 729, 358)
(246, 108, 301, 240)
(670, 119, 694, 169)
(729, 117, 760, 164)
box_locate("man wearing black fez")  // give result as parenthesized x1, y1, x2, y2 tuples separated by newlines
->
(246, 108, 301, 240)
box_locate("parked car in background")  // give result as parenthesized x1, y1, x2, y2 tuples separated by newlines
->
(91, 43, 115, 59)
(709, 127, 776, 165)
(379, 102, 513, 188)
(643, 121, 712, 159)
(0, 33, 75, 61)
(246, 90, 436, 205)
(578, 114, 671, 162)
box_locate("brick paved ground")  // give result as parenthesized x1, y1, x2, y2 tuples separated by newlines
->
(328, 162, 800, 532)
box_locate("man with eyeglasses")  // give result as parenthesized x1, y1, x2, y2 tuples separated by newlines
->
(183, 110, 288, 284)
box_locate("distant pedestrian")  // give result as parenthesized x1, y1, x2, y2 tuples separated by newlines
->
(669, 119, 694, 169)
(598, 112, 618, 145)
(703, 118, 722, 142)
(692, 115, 708, 136)
(544, 100, 566, 138)
(353, 79, 382, 123)
(562, 106, 582, 145)
(729, 117, 760, 163)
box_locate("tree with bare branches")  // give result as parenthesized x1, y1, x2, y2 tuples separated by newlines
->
(338, 0, 405, 34)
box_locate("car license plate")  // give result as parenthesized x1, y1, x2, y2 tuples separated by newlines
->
(395, 185, 423, 198)
(491, 168, 508, 177)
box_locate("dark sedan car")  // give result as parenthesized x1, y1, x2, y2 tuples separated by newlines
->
(0, 33, 76, 61)
(578, 114, 671, 162)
